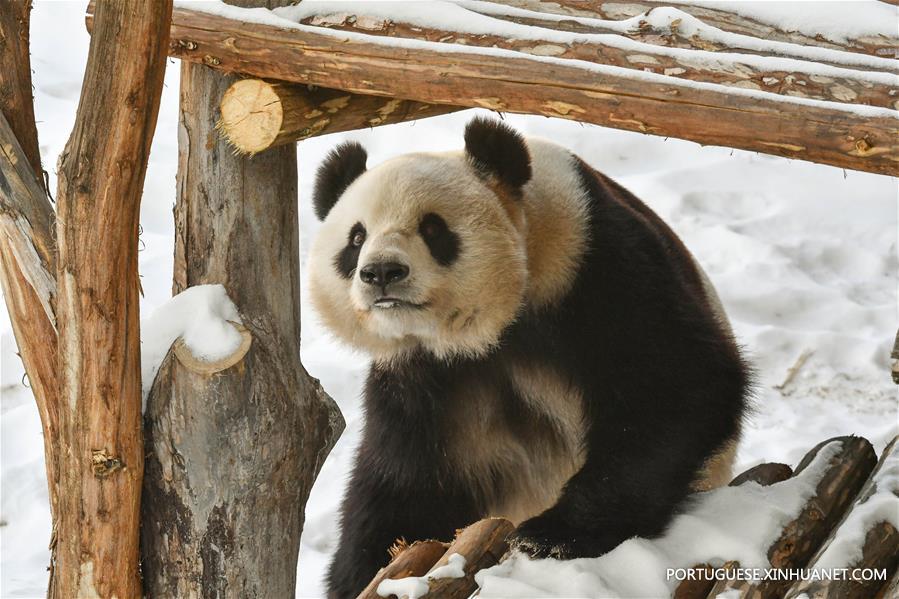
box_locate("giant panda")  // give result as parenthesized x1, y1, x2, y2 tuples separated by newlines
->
(308, 117, 749, 598)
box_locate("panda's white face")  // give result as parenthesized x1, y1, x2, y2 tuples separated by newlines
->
(309, 151, 528, 361)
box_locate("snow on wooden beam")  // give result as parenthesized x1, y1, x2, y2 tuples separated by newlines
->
(86, 3, 899, 176)
(218, 79, 459, 155)
(497, 0, 898, 59)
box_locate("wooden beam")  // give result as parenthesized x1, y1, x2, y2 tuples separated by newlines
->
(494, 1, 898, 59)
(219, 79, 460, 155)
(53, 1, 171, 597)
(85, 3, 899, 176)
(298, 9, 897, 109)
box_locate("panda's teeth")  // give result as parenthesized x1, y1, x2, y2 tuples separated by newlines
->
(374, 298, 400, 309)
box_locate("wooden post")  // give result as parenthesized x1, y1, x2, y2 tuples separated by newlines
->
(139, 10, 344, 597)
(53, 1, 171, 597)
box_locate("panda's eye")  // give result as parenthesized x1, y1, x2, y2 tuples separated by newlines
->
(420, 213, 446, 239)
(349, 224, 366, 247)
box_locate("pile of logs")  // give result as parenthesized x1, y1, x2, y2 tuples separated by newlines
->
(368, 435, 898, 599)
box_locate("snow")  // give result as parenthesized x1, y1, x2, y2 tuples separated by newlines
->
(274, 1, 896, 86)
(476, 442, 843, 597)
(1, 2, 897, 599)
(140, 284, 243, 404)
(814, 445, 899, 569)
(179, 0, 898, 119)
(376, 552, 466, 598)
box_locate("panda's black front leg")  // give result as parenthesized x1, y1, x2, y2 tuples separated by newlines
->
(510, 414, 726, 560)
(326, 451, 480, 599)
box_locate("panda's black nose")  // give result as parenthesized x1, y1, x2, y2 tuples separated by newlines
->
(359, 262, 409, 287)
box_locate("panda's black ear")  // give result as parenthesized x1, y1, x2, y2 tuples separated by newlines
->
(313, 141, 368, 220)
(464, 117, 531, 193)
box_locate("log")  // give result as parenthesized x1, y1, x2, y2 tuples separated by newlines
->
(356, 540, 449, 599)
(297, 7, 897, 109)
(784, 435, 899, 599)
(673, 462, 794, 599)
(729, 462, 794, 487)
(467, 2, 897, 74)
(708, 436, 878, 599)
(420, 518, 514, 599)
(219, 79, 460, 155)
(53, 1, 171, 597)
(891, 329, 899, 384)
(140, 54, 345, 599)
(492, 1, 898, 59)
(85, 3, 899, 176)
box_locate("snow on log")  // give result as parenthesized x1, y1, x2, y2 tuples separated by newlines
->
(356, 540, 448, 599)
(784, 435, 899, 599)
(369, 518, 514, 599)
(84, 1, 899, 176)
(494, 0, 898, 59)
(218, 79, 459, 155)
(708, 436, 878, 599)
(674, 461, 795, 599)
(291, 3, 897, 109)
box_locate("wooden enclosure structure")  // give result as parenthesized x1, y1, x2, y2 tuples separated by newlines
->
(0, 0, 896, 597)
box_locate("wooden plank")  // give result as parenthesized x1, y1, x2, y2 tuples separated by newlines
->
(84, 3, 899, 175)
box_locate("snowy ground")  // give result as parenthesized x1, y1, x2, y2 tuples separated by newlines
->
(1, 2, 897, 598)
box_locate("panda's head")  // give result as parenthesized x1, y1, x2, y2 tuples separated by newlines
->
(308, 117, 532, 361)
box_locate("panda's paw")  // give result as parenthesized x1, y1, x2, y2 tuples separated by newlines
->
(508, 517, 579, 560)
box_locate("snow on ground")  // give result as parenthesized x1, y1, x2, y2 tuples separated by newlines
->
(1, 2, 897, 598)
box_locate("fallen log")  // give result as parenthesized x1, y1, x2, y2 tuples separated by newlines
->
(492, 0, 898, 59)
(673, 461, 795, 599)
(423, 518, 514, 599)
(708, 436, 878, 599)
(295, 5, 897, 109)
(219, 79, 459, 155)
(356, 541, 448, 599)
(85, 2, 899, 176)
(784, 435, 899, 599)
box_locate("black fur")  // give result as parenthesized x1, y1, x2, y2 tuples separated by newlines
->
(314, 141, 368, 220)
(419, 213, 460, 266)
(464, 117, 532, 192)
(334, 222, 366, 279)
(326, 152, 749, 598)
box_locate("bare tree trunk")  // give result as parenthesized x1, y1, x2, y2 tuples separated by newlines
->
(140, 58, 344, 598)
(53, 1, 171, 597)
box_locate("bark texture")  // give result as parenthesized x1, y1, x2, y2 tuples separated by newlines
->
(357, 541, 449, 599)
(85, 2, 899, 176)
(784, 435, 899, 599)
(53, 2, 171, 597)
(708, 436, 877, 599)
(139, 59, 344, 597)
(423, 518, 514, 599)
(219, 79, 459, 155)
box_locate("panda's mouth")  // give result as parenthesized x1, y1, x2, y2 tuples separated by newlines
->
(373, 297, 427, 310)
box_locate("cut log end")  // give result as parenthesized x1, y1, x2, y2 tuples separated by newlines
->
(172, 321, 252, 374)
(218, 79, 286, 155)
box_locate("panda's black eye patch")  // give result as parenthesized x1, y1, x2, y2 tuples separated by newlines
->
(334, 222, 365, 279)
(419, 213, 459, 267)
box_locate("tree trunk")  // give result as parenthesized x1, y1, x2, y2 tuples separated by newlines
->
(53, 1, 171, 597)
(140, 57, 344, 599)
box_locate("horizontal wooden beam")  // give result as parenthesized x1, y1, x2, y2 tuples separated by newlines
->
(86, 3, 899, 175)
